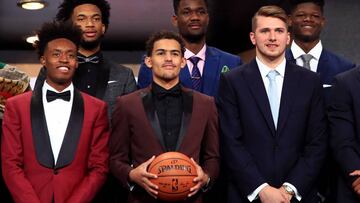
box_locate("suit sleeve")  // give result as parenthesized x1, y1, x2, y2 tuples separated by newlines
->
(217, 74, 266, 196)
(1, 100, 41, 203)
(285, 76, 327, 195)
(109, 97, 134, 188)
(66, 102, 109, 203)
(329, 76, 360, 185)
(201, 98, 220, 185)
(137, 55, 153, 89)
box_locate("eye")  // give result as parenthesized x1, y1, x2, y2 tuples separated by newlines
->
(52, 52, 60, 57)
(93, 17, 101, 22)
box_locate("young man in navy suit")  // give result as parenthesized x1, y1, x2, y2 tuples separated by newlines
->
(218, 5, 327, 203)
(286, 1, 355, 202)
(286, 0, 354, 105)
(137, 0, 242, 97)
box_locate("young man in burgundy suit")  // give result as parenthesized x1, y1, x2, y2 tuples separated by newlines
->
(109, 31, 219, 203)
(1, 22, 109, 203)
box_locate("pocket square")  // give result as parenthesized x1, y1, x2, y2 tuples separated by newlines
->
(108, 80, 117, 84)
(323, 84, 332, 88)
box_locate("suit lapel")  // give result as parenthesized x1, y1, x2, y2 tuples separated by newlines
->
(175, 89, 193, 151)
(285, 49, 296, 64)
(277, 63, 300, 135)
(244, 60, 276, 134)
(95, 56, 110, 100)
(180, 64, 192, 89)
(202, 47, 220, 95)
(55, 89, 84, 169)
(31, 89, 54, 168)
(141, 88, 166, 151)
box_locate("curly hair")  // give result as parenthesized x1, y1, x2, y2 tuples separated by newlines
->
(34, 21, 82, 58)
(173, 0, 208, 15)
(145, 31, 185, 57)
(56, 0, 111, 29)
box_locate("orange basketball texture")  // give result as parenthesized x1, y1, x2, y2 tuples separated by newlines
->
(148, 152, 198, 202)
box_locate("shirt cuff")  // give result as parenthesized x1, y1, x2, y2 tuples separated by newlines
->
(283, 182, 302, 201)
(247, 183, 268, 202)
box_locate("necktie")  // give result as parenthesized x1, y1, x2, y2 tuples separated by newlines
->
(189, 56, 202, 91)
(156, 87, 182, 99)
(46, 90, 71, 102)
(77, 55, 100, 64)
(267, 70, 280, 128)
(300, 54, 313, 70)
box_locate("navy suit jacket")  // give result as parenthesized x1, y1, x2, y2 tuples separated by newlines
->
(285, 48, 354, 105)
(217, 59, 327, 203)
(137, 46, 242, 97)
(328, 67, 360, 203)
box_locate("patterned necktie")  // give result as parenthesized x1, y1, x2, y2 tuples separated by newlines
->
(46, 90, 71, 102)
(77, 55, 100, 64)
(267, 70, 280, 128)
(189, 56, 202, 91)
(300, 54, 313, 70)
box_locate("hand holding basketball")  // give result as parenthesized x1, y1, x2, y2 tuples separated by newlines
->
(129, 156, 159, 198)
(188, 158, 210, 197)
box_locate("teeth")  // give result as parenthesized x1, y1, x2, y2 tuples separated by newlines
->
(58, 67, 69, 71)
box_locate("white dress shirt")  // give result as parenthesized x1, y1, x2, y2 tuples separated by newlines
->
(42, 82, 74, 164)
(291, 40, 323, 72)
(247, 57, 302, 202)
(185, 44, 206, 76)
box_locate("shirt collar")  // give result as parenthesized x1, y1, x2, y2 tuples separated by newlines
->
(290, 40, 323, 61)
(42, 81, 74, 101)
(184, 44, 207, 61)
(151, 82, 182, 98)
(77, 51, 103, 60)
(256, 57, 286, 79)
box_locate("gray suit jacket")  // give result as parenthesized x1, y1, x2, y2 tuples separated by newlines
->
(34, 55, 137, 118)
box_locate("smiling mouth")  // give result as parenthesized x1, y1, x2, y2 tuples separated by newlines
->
(57, 66, 70, 72)
(84, 32, 97, 37)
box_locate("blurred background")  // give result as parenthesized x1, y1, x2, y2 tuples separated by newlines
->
(0, 0, 359, 79)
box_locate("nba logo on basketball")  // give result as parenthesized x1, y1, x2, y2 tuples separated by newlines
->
(172, 178, 179, 191)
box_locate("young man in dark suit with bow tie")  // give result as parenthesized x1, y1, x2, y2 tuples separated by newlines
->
(110, 31, 219, 203)
(35, 0, 137, 117)
(1, 21, 109, 203)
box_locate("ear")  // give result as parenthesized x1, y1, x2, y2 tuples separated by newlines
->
(286, 31, 290, 45)
(171, 15, 178, 28)
(288, 15, 293, 27)
(180, 57, 186, 69)
(249, 32, 256, 45)
(40, 56, 46, 66)
(101, 24, 106, 35)
(144, 56, 152, 69)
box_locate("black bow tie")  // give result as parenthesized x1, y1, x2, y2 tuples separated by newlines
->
(77, 55, 100, 64)
(156, 88, 181, 99)
(46, 90, 71, 102)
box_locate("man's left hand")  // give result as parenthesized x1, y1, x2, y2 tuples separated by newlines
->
(188, 158, 209, 197)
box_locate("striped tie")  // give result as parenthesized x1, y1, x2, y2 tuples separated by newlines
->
(189, 56, 202, 91)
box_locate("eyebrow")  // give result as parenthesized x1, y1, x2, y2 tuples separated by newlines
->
(155, 49, 181, 53)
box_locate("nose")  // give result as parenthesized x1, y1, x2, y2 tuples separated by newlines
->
(189, 11, 200, 20)
(85, 18, 95, 27)
(269, 31, 276, 41)
(165, 52, 172, 61)
(59, 53, 69, 63)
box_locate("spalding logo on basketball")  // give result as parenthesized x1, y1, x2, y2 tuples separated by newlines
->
(148, 152, 197, 202)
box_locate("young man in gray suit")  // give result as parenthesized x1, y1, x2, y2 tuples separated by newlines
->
(35, 0, 137, 117)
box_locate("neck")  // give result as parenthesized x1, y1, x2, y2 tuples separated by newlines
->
(256, 51, 285, 69)
(183, 37, 206, 54)
(153, 78, 179, 90)
(293, 39, 320, 54)
(78, 45, 101, 57)
(45, 80, 71, 92)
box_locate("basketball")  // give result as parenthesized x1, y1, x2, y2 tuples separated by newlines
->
(148, 152, 197, 202)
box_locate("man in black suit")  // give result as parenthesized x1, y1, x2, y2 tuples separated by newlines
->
(218, 5, 327, 203)
(328, 66, 360, 203)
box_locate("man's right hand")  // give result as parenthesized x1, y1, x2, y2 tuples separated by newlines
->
(129, 156, 158, 198)
(259, 185, 290, 203)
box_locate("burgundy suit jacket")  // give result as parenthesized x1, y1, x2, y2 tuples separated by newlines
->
(1, 88, 109, 203)
(109, 86, 220, 203)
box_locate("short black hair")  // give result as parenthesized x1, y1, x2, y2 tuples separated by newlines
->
(289, 0, 325, 13)
(173, 0, 208, 15)
(34, 21, 82, 58)
(145, 31, 185, 57)
(56, 0, 111, 29)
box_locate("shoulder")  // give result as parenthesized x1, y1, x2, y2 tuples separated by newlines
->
(81, 91, 107, 108)
(116, 88, 148, 103)
(6, 91, 32, 106)
(335, 66, 360, 83)
(102, 57, 133, 74)
(321, 49, 355, 68)
(207, 46, 240, 60)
